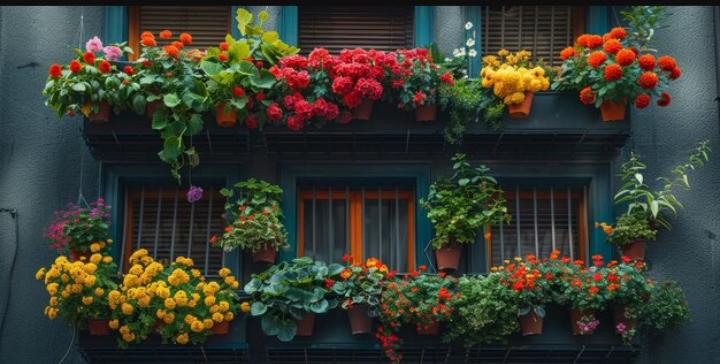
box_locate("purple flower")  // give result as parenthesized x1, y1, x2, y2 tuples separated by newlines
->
(187, 186, 203, 203)
(615, 322, 626, 333)
(102, 46, 122, 61)
(85, 36, 104, 53)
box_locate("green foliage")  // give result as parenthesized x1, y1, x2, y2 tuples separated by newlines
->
(638, 280, 690, 331)
(243, 257, 343, 342)
(330, 257, 389, 316)
(441, 78, 484, 144)
(421, 153, 510, 249)
(604, 210, 657, 246)
(620, 6, 669, 52)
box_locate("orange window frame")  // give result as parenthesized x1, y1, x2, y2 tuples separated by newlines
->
(297, 190, 415, 271)
(486, 189, 588, 265)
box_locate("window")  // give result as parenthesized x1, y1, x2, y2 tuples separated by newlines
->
(482, 6, 586, 66)
(298, 6, 414, 54)
(121, 187, 226, 275)
(297, 185, 415, 272)
(488, 185, 589, 266)
(128, 6, 232, 59)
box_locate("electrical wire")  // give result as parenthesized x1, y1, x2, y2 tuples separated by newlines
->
(57, 325, 77, 364)
(0, 208, 18, 355)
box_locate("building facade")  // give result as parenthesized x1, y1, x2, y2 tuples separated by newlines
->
(0, 5, 718, 363)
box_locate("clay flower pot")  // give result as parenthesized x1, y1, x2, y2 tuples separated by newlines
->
(87, 319, 111, 336)
(569, 308, 597, 336)
(88, 102, 111, 123)
(216, 102, 237, 127)
(212, 321, 230, 335)
(416, 320, 439, 335)
(612, 306, 637, 332)
(620, 240, 645, 260)
(347, 304, 372, 335)
(507, 91, 534, 118)
(252, 244, 277, 264)
(296, 312, 316, 336)
(435, 242, 461, 271)
(600, 100, 626, 122)
(519, 311, 544, 336)
(352, 99, 374, 120)
(145, 100, 162, 120)
(415, 103, 437, 122)
(69, 250, 91, 262)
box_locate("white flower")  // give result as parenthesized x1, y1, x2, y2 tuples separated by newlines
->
(465, 22, 473, 30)
(468, 49, 477, 58)
(444, 57, 452, 62)
(452, 48, 461, 57)
(466, 38, 475, 47)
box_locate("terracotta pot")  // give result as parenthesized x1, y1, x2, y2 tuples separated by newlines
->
(435, 242, 461, 271)
(352, 99, 374, 120)
(216, 102, 237, 127)
(88, 102, 111, 123)
(347, 304, 372, 335)
(69, 250, 91, 262)
(252, 244, 277, 264)
(296, 312, 316, 336)
(88, 319, 111, 336)
(620, 240, 645, 260)
(416, 320, 439, 336)
(519, 311, 544, 336)
(212, 321, 230, 335)
(507, 92, 535, 118)
(600, 100, 626, 122)
(146, 100, 162, 120)
(415, 103, 437, 122)
(569, 308, 597, 336)
(612, 306, 637, 332)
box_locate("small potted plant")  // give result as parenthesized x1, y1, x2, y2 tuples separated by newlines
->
(494, 254, 552, 336)
(244, 257, 343, 341)
(636, 280, 689, 333)
(216, 178, 289, 264)
(597, 140, 710, 259)
(44, 198, 112, 261)
(604, 257, 650, 343)
(479, 49, 550, 118)
(43, 36, 132, 122)
(391, 48, 453, 122)
(329, 48, 384, 121)
(35, 242, 119, 336)
(556, 257, 608, 336)
(331, 256, 391, 335)
(420, 153, 510, 271)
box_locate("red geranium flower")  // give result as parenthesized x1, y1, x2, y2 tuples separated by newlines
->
(245, 113, 258, 129)
(232, 86, 245, 97)
(219, 42, 229, 51)
(48, 63, 63, 78)
(603, 39, 622, 55)
(638, 54, 656, 71)
(179, 33, 192, 45)
(669, 67, 682, 80)
(83, 51, 95, 64)
(657, 92, 671, 107)
(163, 45, 179, 58)
(559, 47, 575, 60)
(587, 51, 607, 68)
(141, 36, 156, 47)
(171, 41, 184, 50)
(609, 27, 627, 40)
(588, 286, 600, 295)
(615, 48, 636, 66)
(98, 60, 111, 73)
(579, 86, 596, 105)
(657, 56, 677, 71)
(603, 64, 623, 81)
(638, 72, 659, 89)
(635, 93, 651, 109)
(286, 115, 304, 131)
(413, 91, 426, 105)
(69, 60, 82, 73)
(159, 29, 172, 39)
(218, 52, 228, 62)
(122, 65, 134, 75)
(266, 103, 283, 121)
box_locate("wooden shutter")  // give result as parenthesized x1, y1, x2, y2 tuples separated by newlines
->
(298, 6, 414, 54)
(122, 187, 225, 275)
(128, 6, 231, 58)
(482, 6, 585, 67)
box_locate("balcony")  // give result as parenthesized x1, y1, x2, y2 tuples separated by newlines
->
(82, 92, 630, 163)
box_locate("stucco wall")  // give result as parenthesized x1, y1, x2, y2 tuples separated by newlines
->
(0, 6, 103, 364)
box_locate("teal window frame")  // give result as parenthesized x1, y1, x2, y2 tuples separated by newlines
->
(279, 163, 432, 269)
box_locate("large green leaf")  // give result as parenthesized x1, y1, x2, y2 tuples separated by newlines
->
(250, 301, 267, 316)
(200, 61, 224, 76)
(250, 69, 276, 89)
(163, 93, 181, 108)
(276, 320, 297, 342)
(260, 315, 279, 335)
(131, 94, 146, 115)
(236, 8, 253, 36)
(186, 114, 204, 135)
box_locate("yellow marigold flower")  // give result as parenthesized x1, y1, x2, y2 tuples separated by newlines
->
(240, 302, 250, 313)
(163, 313, 175, 324)
(35, 268, 46, 280)
(204, 296, 216, 306)
(164, 298, 177, 309)
(184, 314, 196, 325)
(156, 309, 166, 319)
(498, 49, 509, 57)
(190, 320, 204, 333)
(138, 295, 151, 307)
(46, 283, 59, 295)
(122, 333, 135, 342)
(90, 254, 102, 264)
(157, 287, 170, 299)
(224, 312, 234, 321)
(129, 265, 143, 276)
(84, 275, 97, 287)
(108, 290, 121, 302)
(82, 296, 94, 305)
(218, 301, 230, 312)
(191, 269, 201, 278)
(90, 243, 101, 253)
(121, 303, 134, 315)
(210, 305, 220, 314)
(83, 263, 97, 274)
(218, 268, 231, 278)
(102, 256, 113, 264)
(119, 325, 130, 335)
(129, 249, 148, 262)
(231, 281, 239, 289)
(109, 319, 119, 330)
(203, 319, 214, 329)
(176, 333, 189, 345)
(71, 284, 83, 294)
(61, 290, 70, 298)
(95, 287, 106, 296)
(60, 274, 69, 283)
(224, 276, 235, 286)
(123, 274, 138, 287)
(212, 312, 224, 323)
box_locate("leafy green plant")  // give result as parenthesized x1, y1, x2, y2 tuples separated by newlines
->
(620, 6, 669, 52)
(638, 280, 689, 331)
(441, 78, 485, 143)
(494, 255, 553, 320)
(330, 256, 391, 316)
(243, 257, 343, 341)
(421, 153, 510, 250)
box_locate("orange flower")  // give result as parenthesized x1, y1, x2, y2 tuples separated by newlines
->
(340, 268, 352, 280)
(164, 45, 179, 58)
(219, 53, 228, 62)
(603, 64, 623, 81)
(587, 51, 607, 68)
(559, 47, 575, 60)
(366, 257, 379, 268)
(609, 27, 627, 40)
(140, 31, 154, 40)
(484, 231, 492, 241)
(657, 92, 671, 107)
(607, 283, 619, 291)
(224, 226, 232, 233)
(602, 225, 614, 235)
(179, 33, 192, 45)
(577, 34, 602, 49)
(159, 30, 172, 39)
(669, 67, 682, 80)
(615, 49, 636, 66)
(603, 39, 622, 55)
(219, 42, 229, 51)
(657, 56, 677, 71)
(579, 87, 595, 105)
(588, 286, 599, 295)
(171, 41, 184, 50)
(638, 54, 656, 71)
(635, 94, 651, 109)
(572, 279, 583, 287)
(638, 72, 659, 89)
(141, 37, 157, 47)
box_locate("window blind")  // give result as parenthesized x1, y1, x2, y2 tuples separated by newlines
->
(298, 6, 414, 54)
(130, 6, 231, 51)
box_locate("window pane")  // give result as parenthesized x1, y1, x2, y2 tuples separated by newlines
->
(135, 6, 231, 50)
(302, 199, 347, 263)
(364, 198, 408, 272)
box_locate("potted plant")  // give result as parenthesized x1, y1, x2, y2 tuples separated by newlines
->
(244, 257, 343, 341)
(552, 7, 681, 122)
(494, 254, 553, 336)
(330, 256, 391, 335)
(216, 178, 289, 263)
(44, 198, 111, 261)
(597, 140, 710, 259)
(420, 153, 510, 271)
(555, 257, 608, 336)
(636, 280, 690, 333)
(603, 257, 651, 343)
(43, 36, 133, 122)
(479, 49, 550, 119)
(327, 48, 385, 121)
(390, 48, 453, 122)
(35, 242, 119, 336)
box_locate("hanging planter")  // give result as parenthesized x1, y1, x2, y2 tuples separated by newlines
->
(347, 304, 372, 335)
(87, 319, 111, 336)
(600, 100, 627, 122)
(518, 311, 544, 336)
(212, 321, 230, 335)
(621, 239, 645, 260)
(435, 242, 461, 271)
(569, 309, 598, 336)
(352, 99, 374, 120)
(87, 102, 111, 123)
(416, 320, 439, 335)
(415, 103, 437, 122)
(507, 92, 535, 118)
(215, 102, 237, 127)
(252, 244, 277, 264)
(296, 312, 316, 336)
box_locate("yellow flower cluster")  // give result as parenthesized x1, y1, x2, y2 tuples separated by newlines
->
(480, 49, 550, 105)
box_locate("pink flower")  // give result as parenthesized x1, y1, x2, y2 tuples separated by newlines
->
(85, 36, 104, 53)
(102, 46, 122, 61)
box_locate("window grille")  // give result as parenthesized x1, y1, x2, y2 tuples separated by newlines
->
(122, 187, 225, 275)
(482, 6, 579, 66)
(298, 6, 414, 54)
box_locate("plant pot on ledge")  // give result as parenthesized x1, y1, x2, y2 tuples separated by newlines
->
(600, 100, 626, 122)
(416, 320, 439, 335)
(296, 312, 316, 336)
(435, 242, 461, 271)
(519, 311, 544, 336)
(620, 240, 645, 260)
(87, 318, 111, 336)
(87, 102, 111, 123)
(352, 99, 374, 120)
(507, 91, 534, 118)
(216, 102, 237, 127)
(212, 321, 230, 335)
(415, 103, 437, 121)
(569, 308, 597, 336)
(347, 304, 372, 335)
(252, 244, 277, 264)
